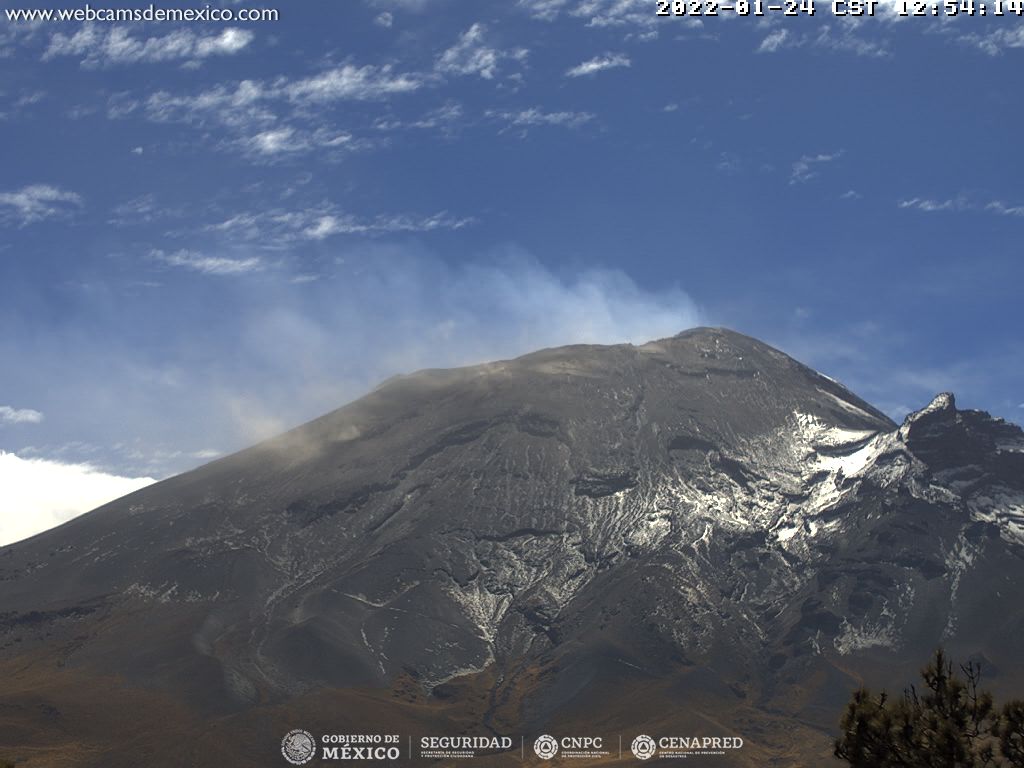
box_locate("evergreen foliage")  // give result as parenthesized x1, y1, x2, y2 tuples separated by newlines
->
(836, 650, 1024, 767)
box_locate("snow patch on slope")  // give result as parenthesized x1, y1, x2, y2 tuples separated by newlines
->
(967, 487, 1024, 547)
(814, 386, 878, 420)
(834, 584, 914, 655)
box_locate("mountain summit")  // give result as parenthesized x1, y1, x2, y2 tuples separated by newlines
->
(2, 328, 1023, 766)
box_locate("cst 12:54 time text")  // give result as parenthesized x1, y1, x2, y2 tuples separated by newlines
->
(656, 0, 1023, 13)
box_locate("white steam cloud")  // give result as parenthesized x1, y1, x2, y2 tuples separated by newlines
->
(0, 248, 703, 483)
(220, 250, 703, 442)
(0, 451, 154, 546)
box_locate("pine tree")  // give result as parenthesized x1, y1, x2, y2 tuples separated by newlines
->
(993, 701, 1024, 767)
(834, 649, 1015, 767)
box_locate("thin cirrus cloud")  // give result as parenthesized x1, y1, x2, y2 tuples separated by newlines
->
(486, 107, 594, 129)
(142, 64, 424, 124)
(0, 406, 43, 424)
(301, 211, 474, 239)
(153, 249, 264, 276)
(127, 64, 425, 159)
(517, 0, 656, 32)
(247, 127, 304, 155)
(898, 197, 967, 213)
(756, 26, 888, 57)
(435, 23, 528, 80)
(284, 64, 424, 103)
(203, 205, 473, 247)
(790, 151, 842, 184)
(898, 197, 1024, 217)
(986, 200, 1024, 217)
(517, 0, 574, 21)
(757, 29, 792, 53)
(0, 184, 82, 226)
(238, 126, 370, 157)
(43, 26, 254, 67)
(0, 450, 154, 546)
(565, 52, 631, 78)
(960, 27, 1024, 56)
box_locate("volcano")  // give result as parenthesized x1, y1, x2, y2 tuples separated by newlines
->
(2, 327, 1023, 766)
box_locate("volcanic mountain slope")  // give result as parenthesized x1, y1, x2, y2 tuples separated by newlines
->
(2, 327, 1024, 767)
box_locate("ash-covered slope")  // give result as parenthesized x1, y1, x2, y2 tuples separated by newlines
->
(2, 327, 1023, 766)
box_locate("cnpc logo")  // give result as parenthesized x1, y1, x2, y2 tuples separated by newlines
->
(533, 735, 605, 759)
(534, 735, 559, 759)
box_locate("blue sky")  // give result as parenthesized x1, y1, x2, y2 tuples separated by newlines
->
(0, 0, 1022, 539)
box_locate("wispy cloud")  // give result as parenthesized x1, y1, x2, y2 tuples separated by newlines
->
(959, 27, 1024, 56)
(141, 79, 273, 127)
(436, 23, 527, 80)
(814, 25, 889, 57)
(716, 152, 741, 176)
(0, 184, 82, 225)
(245, 127, 305, 155)
(154, 249, 263, 276)
(285, 64, 424, 102)
(143, 66, 422, 125)
(0, 405, 43, 424)
(757, 29, 791, 53)
(14, 90, 46, 108)
(369, 0, 435, 9)
(239, 126, 367, 157)
(898, 196, 1024, 216)
(518, 0, 570, 19)
(375, 101, 465, 133)
(897, 197, 966, 213)
(985, 200, 1024, 218)
(757, 25, 889, 57)
(790, 151, 842, 184)
(205, 205, 473, 246)
(487, 107, 594, 129)
(565, 52, 630, 77)
(108, 193, 182, 226)
(301, 211, 473, 239)
(518, 0, 657, 36)
(0, 450, 154, 546)
(0, 89, 47, 122)
(44, 26, 254, 67)
(135, 63, 423, 158)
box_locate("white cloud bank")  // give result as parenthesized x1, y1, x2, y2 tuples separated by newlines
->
(0, 451, 154, 546)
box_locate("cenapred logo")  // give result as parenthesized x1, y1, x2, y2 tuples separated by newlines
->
(631, 733, 744, 760)
(534, 734, 559, 760)
(631, 734, 657, 761)
(281, 729, 317, 765)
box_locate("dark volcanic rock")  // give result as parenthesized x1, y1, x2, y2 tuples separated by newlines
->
(2, 327, 1024, 767)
